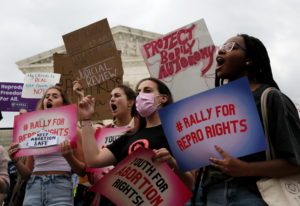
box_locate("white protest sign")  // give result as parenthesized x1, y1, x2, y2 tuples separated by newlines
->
(21, 73, 61, 98)
(19, 130, 60, 148)
(140, 19, 216, 101)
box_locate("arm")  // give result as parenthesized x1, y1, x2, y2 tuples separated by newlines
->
(78, 95, 117, 168)
(210, 145, 300, 178)
(0, 147, 9, 193)
(73, 80, 85, 100)
(152, 148, 194, 190)
(60, 130, 86, 177)
(8, 143, 33, 180)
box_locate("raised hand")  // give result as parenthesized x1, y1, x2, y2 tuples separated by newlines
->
(78, 95, 95, 120)
(209, 145, 249, 177)
(73, 80, 84, 99)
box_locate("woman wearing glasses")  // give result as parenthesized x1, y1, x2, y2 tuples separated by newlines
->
(192, 34, 300, 205)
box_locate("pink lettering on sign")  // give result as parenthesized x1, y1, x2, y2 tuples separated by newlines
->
(142, 23, 215, 79)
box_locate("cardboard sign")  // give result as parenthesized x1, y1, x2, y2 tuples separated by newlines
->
(53, 53, 122, 120)
(62, 18, 123, 88)
(140, 19, 216, 101)
(0, 82, 39, 112)
(90, 148, 192, 206)
(76, 55, 123, 88)
(13, 104, 77, 157)
(158, 77, 267, 171)
(21, 73, 61, 98)
(62, 18, 116, 56)
(61, 18, 124, 120)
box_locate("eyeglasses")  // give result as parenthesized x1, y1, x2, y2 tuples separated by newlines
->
(219, 41, 247, 53)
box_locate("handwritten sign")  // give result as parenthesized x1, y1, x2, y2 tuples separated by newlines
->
(53, 53, 122, 120)
(13, 104, 77, 157)
(0, 82, 39, 112)
(62, 18, 123, 88)
(159, 77, 266, 171)
(21, 73, 61, 98)
(140, 19, 216, 101)
(90, 148, 192, 206)
(61, 18, 124, 120)
(76, 55, 123, 88)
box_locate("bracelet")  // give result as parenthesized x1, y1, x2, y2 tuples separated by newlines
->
(80, 120, 93, 128)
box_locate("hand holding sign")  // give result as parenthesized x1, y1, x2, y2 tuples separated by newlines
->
(60, 140, 74, 160)
(8, 143, 20, 163)
(152, 148, 178, 171)
(209, 145, 250, 177)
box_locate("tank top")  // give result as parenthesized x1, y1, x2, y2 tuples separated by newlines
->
(33, 152, 71, 172)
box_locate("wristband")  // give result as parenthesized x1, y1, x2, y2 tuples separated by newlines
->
(80, 120, 92, 128)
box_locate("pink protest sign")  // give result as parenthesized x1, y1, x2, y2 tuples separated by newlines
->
(86, 127, 130, 173)
(95, 127, 131, 149)
(90, 148, 192, 206)
(140, 19, 216, 101)
(12, 104, 77, 157)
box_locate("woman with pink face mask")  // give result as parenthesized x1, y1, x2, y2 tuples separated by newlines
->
(8, 85, 86, 206)
(78, 77, 194, 205)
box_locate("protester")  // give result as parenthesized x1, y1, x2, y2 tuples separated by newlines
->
(192, 34, 300, 205)
(73, 81, 138, 206)
(0, 145, 9, 205)
(73, 80, 137, 128)
(79, 77, 194, 205)
(8, 85, 86, 206)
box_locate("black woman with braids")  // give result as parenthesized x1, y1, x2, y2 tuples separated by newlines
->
(191, 34, 300, 206)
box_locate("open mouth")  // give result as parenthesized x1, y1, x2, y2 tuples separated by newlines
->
(46, 103, 53, 108)
(216, 56, 225, 70)
(111, 104, 117, 111)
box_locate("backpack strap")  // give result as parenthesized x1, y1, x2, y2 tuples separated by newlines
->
(260, 87, 278, 160)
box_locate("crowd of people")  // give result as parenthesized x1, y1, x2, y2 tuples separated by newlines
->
(0, 34, 299, 206)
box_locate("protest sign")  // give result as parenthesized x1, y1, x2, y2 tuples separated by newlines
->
(86, 127, 131, 173)
(0, 82, 39, 112)
(53, 53, 78, 103)
(94, 127, 131, 149)
(13, 104, 77, 157)
(140, 19, 216, 101)
(61, 18, 124, 120)
(159, 77, 266, 171)
(62, 18, 116, 57)
(90, 148, 192, 206)
(21, 73, 61, 98)
(62, 18, 123, 88)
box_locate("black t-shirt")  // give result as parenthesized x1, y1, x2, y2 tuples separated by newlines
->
(202, 84, 300, 187)
(107, 125, 171, 164)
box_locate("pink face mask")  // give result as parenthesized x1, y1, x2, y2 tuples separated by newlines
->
(136, 93, 158, 117)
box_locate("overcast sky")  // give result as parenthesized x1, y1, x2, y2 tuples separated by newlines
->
(1, 0, 299, 127)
